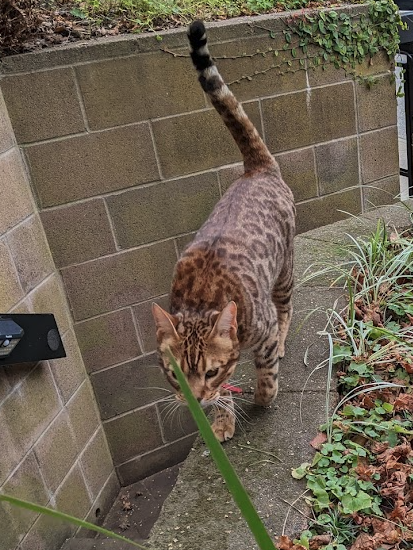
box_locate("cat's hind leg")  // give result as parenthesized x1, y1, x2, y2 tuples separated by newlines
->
(272, 257, 294, 358)
(252, 312, 280, 407)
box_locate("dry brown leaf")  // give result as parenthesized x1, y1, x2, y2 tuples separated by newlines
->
(276, 535, 307, 550)
(310, 432, 327, 450)
(309, 534, 331, 549)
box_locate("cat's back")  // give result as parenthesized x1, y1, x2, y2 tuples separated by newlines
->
(193, 168, 295, 245)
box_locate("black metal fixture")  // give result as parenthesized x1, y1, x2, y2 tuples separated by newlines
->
(0, 314, 66, 366)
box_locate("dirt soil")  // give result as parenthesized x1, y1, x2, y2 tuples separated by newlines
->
(0, 0, 336, 57)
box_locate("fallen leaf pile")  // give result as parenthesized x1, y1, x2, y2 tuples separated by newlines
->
(349, 441, 413, 549)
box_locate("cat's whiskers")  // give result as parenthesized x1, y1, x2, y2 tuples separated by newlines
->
(218, 396, 251, 426)
(216, 396, 249, 429)
(160, 399, 183, 427)
(145, 386, 174, 393)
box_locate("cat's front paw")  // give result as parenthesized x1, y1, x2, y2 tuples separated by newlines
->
(212, 418, 235, 442)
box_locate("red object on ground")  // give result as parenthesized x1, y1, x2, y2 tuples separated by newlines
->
(221, 383, 243, 393)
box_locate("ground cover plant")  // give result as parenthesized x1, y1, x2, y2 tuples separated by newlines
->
(278, 218, 413, 550)
(0, 0, 383, 56)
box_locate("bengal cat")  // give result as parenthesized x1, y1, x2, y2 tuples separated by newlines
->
(152, 20, 295, 442)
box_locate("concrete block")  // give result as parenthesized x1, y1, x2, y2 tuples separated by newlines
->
(0, 406, 22, 486)
(34, 411, 78, 492)
(360, 126, 399, 183)
(362, 174, 400, 210)
(104, 405, 163, 465)
(315, 137, 360, 195)
(49, 328, 86, 404)
(29, 274, 71, 334)
(218, 163, 244, 195)
(91, 353, 169, 420)
(152, 102, 262, 178)
(117, 434, 195, 485)
(1, 68, 85, 143)
(107, 172, 220, 248)
(77, 471, 120, 537)
(211, 34, 306, 102)
(133, 294, 169, 354)
(80, 428, 114, 500)
(0, 370, 11, 403)
(25, 123, 159, 207)
(262, 82, 356, 153)
(76, 52, 205, 130)
(0, 148, 34, 236)
(296, 187, 362, 234)
(307, 61, 352, 87)
(354, 50, 392, 78)
(2, 361, 36, 392)
(0, 90, 15, 154)
(0, 238, 23, 311)
(0, 363, 61, 469)
(175, 233, 196, 255)
(40, 199, 117, 268)
(67, 381, 100, 452)
(0, 452, 48, 550)
(74, 308, 141, 373)
(18, 505, 72, 550)
(55, 464, 92, 520)
(275, 147, 318, 201)
(157, 401, 197, 443)
(308, 50, 391, 87)
(61, 240, 177, 321)
(6, 215, 54, 293)
(356, 75, 397, 132)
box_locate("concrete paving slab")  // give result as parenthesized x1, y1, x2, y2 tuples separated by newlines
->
(148, 391, 328, 550)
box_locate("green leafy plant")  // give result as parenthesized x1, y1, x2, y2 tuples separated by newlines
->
(292, 219, 413, 548)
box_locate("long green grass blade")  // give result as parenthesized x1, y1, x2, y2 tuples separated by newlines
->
(167, 350, 278, 550)
(0, 494, 146, 549)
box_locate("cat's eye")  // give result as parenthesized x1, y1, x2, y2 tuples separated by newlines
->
(205, 368, 219, 378)
(170, 371, 177, 379)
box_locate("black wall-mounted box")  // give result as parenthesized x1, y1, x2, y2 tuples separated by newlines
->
(0, 314, 66, 366)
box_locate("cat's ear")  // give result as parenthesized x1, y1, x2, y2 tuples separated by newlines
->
(211, 301, 238, 340)
(152, 304, 180, 342)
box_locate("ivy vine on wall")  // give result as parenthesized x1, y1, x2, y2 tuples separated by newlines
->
(161, 0, 406, 89)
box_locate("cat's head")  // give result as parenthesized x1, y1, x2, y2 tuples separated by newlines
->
(152, 301, 240, 406)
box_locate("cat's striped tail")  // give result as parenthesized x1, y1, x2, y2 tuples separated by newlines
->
(187, 20, 277, 173)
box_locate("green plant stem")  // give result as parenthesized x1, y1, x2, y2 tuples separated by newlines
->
(167, 349, 278, 550)
(0, 495, 146, 549)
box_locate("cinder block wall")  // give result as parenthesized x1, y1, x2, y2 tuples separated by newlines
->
(0, 9, 399, 485)
(0, 90, 119, 550)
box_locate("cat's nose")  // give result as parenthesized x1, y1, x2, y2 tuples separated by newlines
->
(196, 397, 203, 403)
